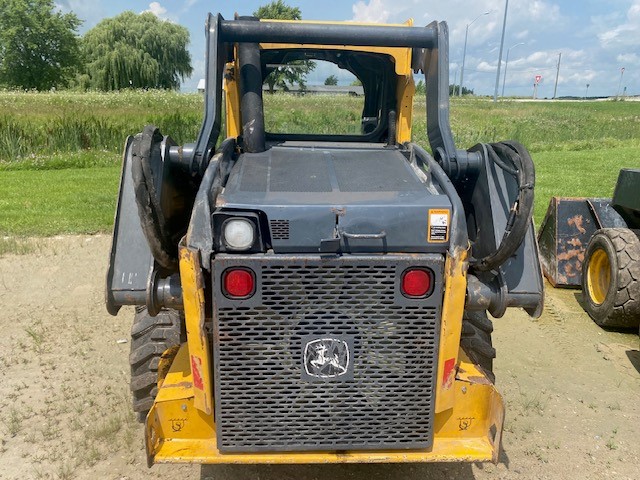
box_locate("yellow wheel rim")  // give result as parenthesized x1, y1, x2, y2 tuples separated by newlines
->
(587, 248, 611, 305)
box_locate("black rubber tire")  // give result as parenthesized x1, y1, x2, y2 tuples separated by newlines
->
(130, 307, 185, 422)
(582, 228, 640, 329)
(460, 311, 496, 383)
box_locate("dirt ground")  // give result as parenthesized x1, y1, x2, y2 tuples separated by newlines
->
(0, 235, 638, 480)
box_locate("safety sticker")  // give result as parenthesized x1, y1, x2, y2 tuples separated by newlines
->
(428, 209, 450, 243)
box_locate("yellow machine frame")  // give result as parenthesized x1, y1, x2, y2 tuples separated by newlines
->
(145, 18, 505, 466)
(146, 245, 504, 465)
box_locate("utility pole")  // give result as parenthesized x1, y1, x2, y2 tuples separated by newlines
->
(459, 11, 490, 97)
(616, 67, 625, 100)
(502, 42, 524, 98)
(493, 0, 509, 102)
(453, 66, 459, 96)
(585, 83, 590, 100)
(553, 52, 561, 99)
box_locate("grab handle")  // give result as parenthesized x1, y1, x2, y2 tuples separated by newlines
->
(342, 231, 387, 240)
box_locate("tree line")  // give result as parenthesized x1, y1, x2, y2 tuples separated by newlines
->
(0, 0, 314, 92)
(0, 0, 193, 91)
(1, 1, 479, 94)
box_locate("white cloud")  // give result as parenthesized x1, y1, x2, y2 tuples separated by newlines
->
(617, 52, 640, 65)
(346, 0, 635, 96)
(352, 0, 390, 23)
(630, 1, 640, 20)
(144, 2, 168, 19)
(527, 0, 561, 23)
(598, 0, 640, 47)
(476, 61, 496, 73)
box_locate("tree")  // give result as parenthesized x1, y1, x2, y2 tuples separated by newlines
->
(82, 11, 192, 90)
(449, 84, 474, 96)
(254, 0, 301, 20)
(0, 0, 81, 90)
(324, 75, 338, 86)
(254, 1, 314, 93)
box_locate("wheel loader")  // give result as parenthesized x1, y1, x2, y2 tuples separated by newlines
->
(106, 13, 544, 466)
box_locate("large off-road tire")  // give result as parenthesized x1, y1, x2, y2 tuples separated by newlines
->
(130, 307, 185, 422)
(582, 228, 640, 329)
(460, 311, 496, 383)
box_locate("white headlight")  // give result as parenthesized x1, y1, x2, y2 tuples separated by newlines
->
(223, 219, 255, 250)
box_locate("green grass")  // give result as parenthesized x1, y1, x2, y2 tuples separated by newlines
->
(441, 98, 640, 153)
(0, 166, 119, 235)
(0, 91, 639, 236)
(533, 146, 640, 221)
(0, 150, 119, 171)
(264, 94, 364, 135)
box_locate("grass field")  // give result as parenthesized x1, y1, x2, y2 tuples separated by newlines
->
(0, 90, 639, 236)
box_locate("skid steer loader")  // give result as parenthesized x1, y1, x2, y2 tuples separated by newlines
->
(538, 168, 640, 333)
(106, 13, 544, 466)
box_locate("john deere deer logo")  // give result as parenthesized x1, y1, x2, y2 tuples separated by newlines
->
(304, 338, 350, 378)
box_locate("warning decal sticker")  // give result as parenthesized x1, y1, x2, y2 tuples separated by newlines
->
(428, 209, 450, 243)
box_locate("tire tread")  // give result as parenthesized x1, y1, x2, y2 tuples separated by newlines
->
(460, 311, 496, 383)
(582, 228, 640, 328)
(129, 308, 184, 422)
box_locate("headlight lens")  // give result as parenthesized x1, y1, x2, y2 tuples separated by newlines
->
(223, 219, 255, 250)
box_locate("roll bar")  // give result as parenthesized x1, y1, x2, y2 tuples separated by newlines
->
(191, 14, 470, 180)
(219, 19, 437, 48)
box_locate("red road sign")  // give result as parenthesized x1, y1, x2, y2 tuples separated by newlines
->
(535, 75, 542, 84)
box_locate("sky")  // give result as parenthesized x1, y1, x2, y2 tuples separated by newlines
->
(55, 0, 640, 98)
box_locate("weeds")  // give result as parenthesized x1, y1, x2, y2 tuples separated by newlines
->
(0, 90, 203, 163)
(56, 460, 75, 480)
(2, 407, 22, 436)
(606, 428, 620, 450)
(524, 447, 549, 463)
(40, 416, 61, 441)
(1, 91, 639, 164)
(0, 237, 35, 256)
(606, 439, 618, 450)
(24, 322, 47, 354)
(83, 443, 102, 467)
(519, 392, 549, 415)
(91, 415, 123, 441)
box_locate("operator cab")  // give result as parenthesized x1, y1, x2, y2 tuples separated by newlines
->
(260, 49, 398, 142)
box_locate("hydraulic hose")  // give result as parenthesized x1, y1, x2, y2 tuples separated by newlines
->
(471, 140, 535, 272)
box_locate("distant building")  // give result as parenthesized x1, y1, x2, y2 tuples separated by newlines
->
(263, 85, 364, 96)
(197, 80, 364, 96)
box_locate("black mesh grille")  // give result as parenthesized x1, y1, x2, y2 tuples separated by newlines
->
(269, 219, 290, 240)
(213, 258, 441, 453)
(332, 153, 421, 192)
(269, 155, 332, 192)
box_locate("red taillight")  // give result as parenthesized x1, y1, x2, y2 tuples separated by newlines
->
(223, 268, 255, 298)
(401, 268, 433, 298)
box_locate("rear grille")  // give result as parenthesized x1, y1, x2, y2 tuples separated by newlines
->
(212, 255, 442, 453)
